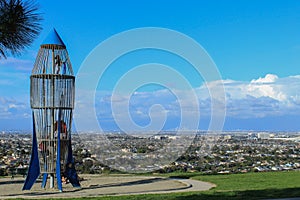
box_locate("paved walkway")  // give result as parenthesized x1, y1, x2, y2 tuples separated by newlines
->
(0, 175, 215, 199)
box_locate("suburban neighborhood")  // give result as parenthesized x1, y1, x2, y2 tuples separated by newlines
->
(1, 131, 300, 177)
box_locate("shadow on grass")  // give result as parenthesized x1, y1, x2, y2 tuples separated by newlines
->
(170, 187, 300, 200)
(61, 187, 300, 200)
(60, 188, 300, 200)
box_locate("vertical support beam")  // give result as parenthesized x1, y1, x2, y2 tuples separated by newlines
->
(50, 175, 54, 188)
(56, 109, 62, 192)
(41, 173, 48, 188)
(42, 63, 47, 189)
(50, 47, 55, 189)
(52, 47, 55, 74)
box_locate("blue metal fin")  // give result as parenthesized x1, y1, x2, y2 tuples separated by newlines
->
(22, 113, 40, 190)
(65, 134, 81, 188)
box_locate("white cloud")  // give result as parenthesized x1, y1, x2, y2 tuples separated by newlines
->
(0, 57, 34, 72)
(223, 74, 300, 117)
(247, 74, 286, 101)
(0, 97, 30, 119)
(251, 74, 278, 83)
(93, 74, 300, 125)
(0, 57, 33, 93)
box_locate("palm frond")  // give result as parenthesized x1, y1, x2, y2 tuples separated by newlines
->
(0, 45, 6, 58)
(0, 0, 42, 59)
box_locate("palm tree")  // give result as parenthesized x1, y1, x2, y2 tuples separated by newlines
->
(0, 0, 42, 59)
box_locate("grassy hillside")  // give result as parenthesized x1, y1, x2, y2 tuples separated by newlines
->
(61, 171, 300, 200)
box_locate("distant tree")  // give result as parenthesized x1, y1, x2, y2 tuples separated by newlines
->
(287, 149, 294, 155)
(82, 159, 93, 173)
(0, 0, 42, 59)
(232, 144, 240, 151)
(0, 168, 7, 176)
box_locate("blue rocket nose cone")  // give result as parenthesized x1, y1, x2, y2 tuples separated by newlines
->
(42, 28, 66, 47)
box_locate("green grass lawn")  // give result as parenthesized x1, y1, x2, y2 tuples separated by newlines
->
(192, 171, 300, 199)
(195, 171, 300, 191)
(38, 171, 300, 200)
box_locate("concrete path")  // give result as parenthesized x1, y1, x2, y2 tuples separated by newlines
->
(0, 175, 215, 199)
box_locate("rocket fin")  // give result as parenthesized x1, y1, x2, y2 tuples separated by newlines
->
(22, 113, 40, 190)
(65, 134, 80, 188)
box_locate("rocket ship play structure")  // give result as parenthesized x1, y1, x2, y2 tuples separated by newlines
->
(23, 29, 80, 191)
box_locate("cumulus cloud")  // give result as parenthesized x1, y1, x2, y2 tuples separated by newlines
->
(0, 97, 30, 119)
(251, 74, 278, 83)
(92, 74, 300, 131)
(219, 74, 300, 117)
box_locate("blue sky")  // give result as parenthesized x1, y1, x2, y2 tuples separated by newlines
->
(1, 0, 300, 131)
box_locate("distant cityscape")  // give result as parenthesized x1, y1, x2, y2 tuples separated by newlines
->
(1, 131, 300, 176)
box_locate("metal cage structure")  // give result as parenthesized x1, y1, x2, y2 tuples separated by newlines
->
(23, 29, 80, 191)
